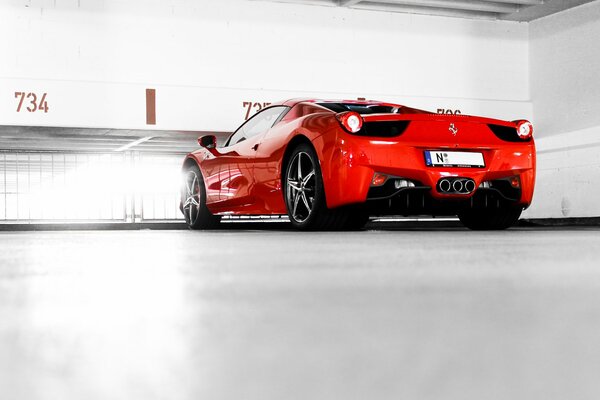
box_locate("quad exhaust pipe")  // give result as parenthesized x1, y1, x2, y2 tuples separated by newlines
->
(464, 179, 476, 192)
(438, 178, 476, 194)
(439, 179, 452, 193)
(452, 180, 463, 192)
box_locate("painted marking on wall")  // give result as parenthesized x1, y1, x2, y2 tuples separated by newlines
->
(437, 108, 462, 115)
(146, 88, 156, 125)
(15, 92, 49, 113)
(242, 101, 271, 120)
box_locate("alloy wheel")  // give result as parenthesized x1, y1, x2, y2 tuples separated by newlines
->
(183, 170, 201, 225)
(286, 151, 316, 223)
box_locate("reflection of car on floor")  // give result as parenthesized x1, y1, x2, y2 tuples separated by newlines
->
(180, 98, 535, 230)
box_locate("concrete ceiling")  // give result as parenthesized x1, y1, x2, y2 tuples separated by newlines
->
(0, 126, 231, 154)
(260, 0, 597, 21)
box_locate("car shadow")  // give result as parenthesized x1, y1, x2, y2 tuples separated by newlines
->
(212, 220, 600, 232)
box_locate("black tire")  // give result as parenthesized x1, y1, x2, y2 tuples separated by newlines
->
(344, 206, 370, 230)
(458, 206, 522, 230)
(283, 143, 368, 231)
(181, 163, 221, 230)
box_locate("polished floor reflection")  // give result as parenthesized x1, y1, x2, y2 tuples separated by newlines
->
(1, 226, 600, 400)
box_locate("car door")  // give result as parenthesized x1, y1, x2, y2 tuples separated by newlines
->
(217, 106, 289, 210)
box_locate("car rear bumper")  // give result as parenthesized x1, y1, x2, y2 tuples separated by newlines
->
(316, 132, 536, 210)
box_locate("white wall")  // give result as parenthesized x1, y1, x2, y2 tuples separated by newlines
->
(0, 0, 531, 131)
(523, 1, 600, 219)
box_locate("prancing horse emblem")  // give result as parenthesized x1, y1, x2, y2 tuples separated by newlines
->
(449, 123, 458, 136)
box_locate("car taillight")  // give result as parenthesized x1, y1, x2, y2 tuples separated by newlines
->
(515, 120, 533, 139)
(336, 111, 363, 133)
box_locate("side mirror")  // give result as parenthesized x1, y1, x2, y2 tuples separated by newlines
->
(198, 135, 217, 149)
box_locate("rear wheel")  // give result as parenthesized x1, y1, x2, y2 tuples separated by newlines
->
(458, 206, 522, 230)
(181, 164, 221, 230)
(284, 143, 368, 231)
(344, 206, 370, 230)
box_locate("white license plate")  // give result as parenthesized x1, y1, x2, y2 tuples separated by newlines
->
(424, 151, 485, 168)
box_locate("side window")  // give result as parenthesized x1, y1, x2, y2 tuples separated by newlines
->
(227, 106, 288, 146)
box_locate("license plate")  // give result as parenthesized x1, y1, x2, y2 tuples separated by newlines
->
(424, 151, 485, 168)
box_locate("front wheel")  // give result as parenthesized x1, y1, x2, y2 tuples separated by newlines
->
(181, 164, 221, 230)
(458, 206, 522, 230)
(283, 143, 368, 231)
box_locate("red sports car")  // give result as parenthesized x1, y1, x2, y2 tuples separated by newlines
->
(181, 99, 535, 230)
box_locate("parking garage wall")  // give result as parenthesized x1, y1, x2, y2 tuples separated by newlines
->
(524, 1, 600, 219)
(0, 0, 531, 132)
(0, 0, 540, 223)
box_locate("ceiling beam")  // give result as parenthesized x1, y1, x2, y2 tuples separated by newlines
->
(490, 0, 544, 4)
(254, 0, 597, 22)
(351, 2, 500, 19)
(499, 0, 596, 21)
(251, 0, 337, 7)
(363, 0, 520, 14)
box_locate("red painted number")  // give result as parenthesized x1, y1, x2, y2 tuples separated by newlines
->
(437, 108, 461, 115)
(39, 93, 49, 112)
(243, 101, 272, 120)
(15, 92, 49, 113)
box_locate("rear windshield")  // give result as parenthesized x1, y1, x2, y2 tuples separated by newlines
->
(317, 102, 430, 115)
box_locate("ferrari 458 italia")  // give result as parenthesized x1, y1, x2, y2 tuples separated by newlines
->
(181, 99, 535, 230)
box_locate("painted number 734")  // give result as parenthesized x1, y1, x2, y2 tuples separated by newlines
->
(15, 92, 49, 113)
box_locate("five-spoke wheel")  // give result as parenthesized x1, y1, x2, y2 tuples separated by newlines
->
(182, 170, 201, 225)
(286, 151, 317, 223)
(181, 163, 220, 229)
(284, 143, 369, 230)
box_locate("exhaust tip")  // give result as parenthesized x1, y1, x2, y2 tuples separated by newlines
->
(438, 178, 476, 194)
(464, 179, 476, 193)
(452, 180, 464, 193)
(439, 179, 451, 193)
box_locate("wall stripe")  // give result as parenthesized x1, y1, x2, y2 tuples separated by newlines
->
(146, 88, 156, 125)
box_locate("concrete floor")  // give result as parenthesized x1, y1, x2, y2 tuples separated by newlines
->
(1, 225, 600, 400)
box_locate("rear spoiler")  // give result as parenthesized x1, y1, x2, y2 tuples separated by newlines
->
(360, 113, 517, 127)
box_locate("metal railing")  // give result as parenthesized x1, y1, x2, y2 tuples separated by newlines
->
(0, 151, 185, 223)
